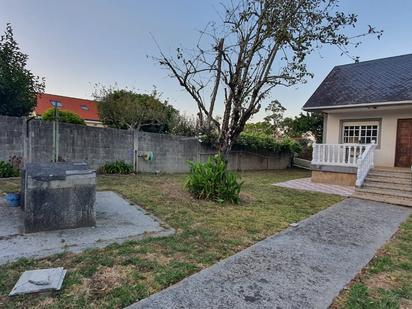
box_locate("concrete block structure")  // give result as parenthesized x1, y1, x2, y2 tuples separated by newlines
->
(22, 162, 96, 233)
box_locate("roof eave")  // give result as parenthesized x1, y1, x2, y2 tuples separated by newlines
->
(302, 100, 412, 112)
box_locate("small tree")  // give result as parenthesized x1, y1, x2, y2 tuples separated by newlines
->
(94, 86, 169, 131)
(283, 112, 324, 142)
(264, 100, 286, 137)
(156, 0, 382, 153)
(42, 109, 86, 125)
(0, 23, 45, 116)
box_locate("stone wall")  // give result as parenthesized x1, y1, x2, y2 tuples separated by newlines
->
(0, 116, 24, 162)
(0, 115, 292, 172)
(28, 119, 134, 168)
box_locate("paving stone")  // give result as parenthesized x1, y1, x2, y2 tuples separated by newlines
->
(273, 177, 355, 196)
(0, 191, 174, 264)
(9, 267, 66, 296)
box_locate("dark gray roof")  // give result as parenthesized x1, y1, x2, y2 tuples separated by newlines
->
(303, 54, 412, 110)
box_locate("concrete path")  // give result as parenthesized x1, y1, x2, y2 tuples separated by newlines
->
(273, 177, 355, 197)
(0, 191, 174, 265)
(127, 198, 411, 309)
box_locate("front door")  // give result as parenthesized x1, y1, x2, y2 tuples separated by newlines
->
(395, 119, 412, 167)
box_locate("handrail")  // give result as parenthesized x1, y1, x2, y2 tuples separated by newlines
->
(355, 141, 377, 187)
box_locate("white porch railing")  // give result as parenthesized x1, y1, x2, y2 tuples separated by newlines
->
(312, 143, 367, 167)
(355, 142, 377, 187)
(311, 142, 377, 187)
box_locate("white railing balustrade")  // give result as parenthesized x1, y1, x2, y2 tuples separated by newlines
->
(311, 142, 377, 187)
(311, 143, 367, 167)
(356, 141, 377, 187)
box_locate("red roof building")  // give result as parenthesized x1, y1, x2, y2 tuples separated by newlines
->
(35, 93, 103, 127)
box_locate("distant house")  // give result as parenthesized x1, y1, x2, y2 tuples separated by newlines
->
(302, 54, 412, 206)
(35, 93, 103, 127)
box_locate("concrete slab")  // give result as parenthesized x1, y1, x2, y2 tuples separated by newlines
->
(9, 267, 66, 296)
(0, 191, 174, 265)
(273, 177, 355, 196)
(127, 198, 411, 309)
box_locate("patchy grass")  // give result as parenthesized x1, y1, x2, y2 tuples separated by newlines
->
(332, 215, 412, 309)
(0, 169, 342, 308)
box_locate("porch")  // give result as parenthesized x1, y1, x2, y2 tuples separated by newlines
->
(310, 143, 412, 207)
(311, 142, 376, 187)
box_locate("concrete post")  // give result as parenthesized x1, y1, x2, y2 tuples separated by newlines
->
(22, 117, 28, 167)
(133, 130, 139, 173)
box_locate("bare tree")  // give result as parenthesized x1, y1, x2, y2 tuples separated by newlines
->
(156, 0, 382, 153)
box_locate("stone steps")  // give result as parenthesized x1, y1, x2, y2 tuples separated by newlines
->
(372, 167, 412, 174)
(365, 176, 412, 185)
(353, 192, 412, 207)
(363, 181, 412, 192)
(355, 168, 412, 207)
(356, 187, 412, 199)
(368, 171, 412, 179)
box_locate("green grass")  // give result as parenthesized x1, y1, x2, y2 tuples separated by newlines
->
(333, 215, 412, 309)
(0, 169, 343, 308)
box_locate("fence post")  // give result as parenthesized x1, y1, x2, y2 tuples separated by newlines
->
(133, 130, 139, 173)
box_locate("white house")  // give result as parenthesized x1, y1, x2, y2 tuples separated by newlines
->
(303, 54, 412, 207)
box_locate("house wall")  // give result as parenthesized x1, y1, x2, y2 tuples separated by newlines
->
(324, 106, 412, 167)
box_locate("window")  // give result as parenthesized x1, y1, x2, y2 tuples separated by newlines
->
(80, 105, 89, 111)
(342, 121, 379, 144)
(50, 100, 62, 108)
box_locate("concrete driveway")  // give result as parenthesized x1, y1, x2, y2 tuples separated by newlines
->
(127, 198, 411, 309)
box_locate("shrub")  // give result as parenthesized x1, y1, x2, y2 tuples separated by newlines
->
(98, 161, 134, 174)
(42, 109, 86, 125)
(234, 132, 302, 154)
(186, 155, 242, 204)
(0, 160, 19, 178)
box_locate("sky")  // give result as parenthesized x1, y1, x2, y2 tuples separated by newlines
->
(1, 0, 412, 121)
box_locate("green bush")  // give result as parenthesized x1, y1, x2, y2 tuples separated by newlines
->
(98, 161, 134, 174)
(42, 109, 86, 125)
(186, 155, 242, 204)
(0, 161, 19, 178)
(234, 132, 302, 153)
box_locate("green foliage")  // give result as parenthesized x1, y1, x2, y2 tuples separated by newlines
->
(169, 114, 197, 137)
(94, 86, 171, 131)
(0, 160, 19, 178)
(0, 23, 45, 116)
(42, 108, 86, 125)
(243, 122, 273, 136)
(98, 161, 134, 174)
(283, 112, 324, 142)
(235, 132, 302, 153)
(186, 155, 242, 204)
(264, 100, 286, 136)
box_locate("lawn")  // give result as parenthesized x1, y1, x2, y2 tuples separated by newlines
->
(0, 169, 343, 308)
(332, 215, 412, 309)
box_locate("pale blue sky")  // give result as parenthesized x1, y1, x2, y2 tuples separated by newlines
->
(1, 0, 412, 120)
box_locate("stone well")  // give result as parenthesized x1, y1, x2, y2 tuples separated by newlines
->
(21, 162, 96, 233)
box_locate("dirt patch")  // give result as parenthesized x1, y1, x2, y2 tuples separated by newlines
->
(89, 265, 132, 294)
(400, 298, 412, 309)
(142, 252, 172, 266)
(159, 182, 192, 201)
(364, 272, 399, 291)
(240, 192, 256, 204)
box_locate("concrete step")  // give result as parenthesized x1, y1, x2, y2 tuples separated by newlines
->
(365, 176, 412, 185)
(353, 192, 412, 207)
(367, 171, 412, 179)
(372, 167, 412, 174)
(363, 181, 412, 192)
(356, 187, 412, 199)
